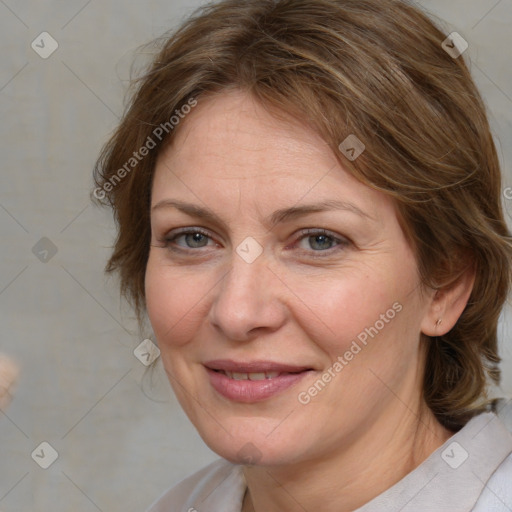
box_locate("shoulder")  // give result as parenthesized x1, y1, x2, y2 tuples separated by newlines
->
(472, 452, 512, 511)
(144, 458, 245, 512)
(472, 398, 512, 511)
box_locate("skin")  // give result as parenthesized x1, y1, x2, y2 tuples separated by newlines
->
(0, 354, 19, 411)
(145, 89, 474, 512)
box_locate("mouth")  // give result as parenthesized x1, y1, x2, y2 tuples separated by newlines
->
(204, 359, 313, 374)
(204, 360, 315, 402)
(212, 369, 302, 380)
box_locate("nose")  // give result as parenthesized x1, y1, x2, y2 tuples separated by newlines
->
(208, 251, 287, 342)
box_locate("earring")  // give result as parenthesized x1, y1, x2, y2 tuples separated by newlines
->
(435, 318, 443, 327)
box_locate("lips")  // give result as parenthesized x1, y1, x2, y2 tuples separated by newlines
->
(204, 359, 314, 402)
(204, 359, 312, 374)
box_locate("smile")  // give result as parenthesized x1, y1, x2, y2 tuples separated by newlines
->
(204, 361, 314, 402)
(218, 370, 282, 380)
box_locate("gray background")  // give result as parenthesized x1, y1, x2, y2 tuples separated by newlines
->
(0, 1, 511, 510)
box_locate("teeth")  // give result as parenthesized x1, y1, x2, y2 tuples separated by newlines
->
(224, 371, 282, 380)
(248, 372, 266, 381)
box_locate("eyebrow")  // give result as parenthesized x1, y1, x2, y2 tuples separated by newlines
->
(269, 200, 372, 225)
(151, 199, 372, 228)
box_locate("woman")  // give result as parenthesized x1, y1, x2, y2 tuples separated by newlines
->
(94, 0, 512, 510)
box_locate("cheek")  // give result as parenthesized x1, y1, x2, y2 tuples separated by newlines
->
(294, 275, 421, 408)
(290, 271, 395, 354)
(145, 252, 213, 348)
(289, 256, 422, 372)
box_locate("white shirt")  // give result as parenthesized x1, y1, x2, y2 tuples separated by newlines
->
(146, 399, 512, 511)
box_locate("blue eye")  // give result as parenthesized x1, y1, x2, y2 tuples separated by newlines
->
(158, 227, 348, 257)
(303, 234, 336, 251)
(165, 229, 215, 249)
(180, 232, 209, 248)
(295, 229, 348, 253)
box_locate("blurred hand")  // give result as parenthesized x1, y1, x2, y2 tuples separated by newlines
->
(0, 354, 19, 411)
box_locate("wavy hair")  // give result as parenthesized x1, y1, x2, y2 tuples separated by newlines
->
(94, 0, 512, 430)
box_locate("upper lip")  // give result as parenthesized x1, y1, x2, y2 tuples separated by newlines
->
(204, 359, 313, 373)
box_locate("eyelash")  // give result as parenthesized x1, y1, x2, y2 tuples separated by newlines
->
(291, 228, 350, 256)
(158, 227, 349, 258)
(160, 227, 217, 253)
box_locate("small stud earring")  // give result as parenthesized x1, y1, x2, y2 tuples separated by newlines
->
(435, 318, 443, 327)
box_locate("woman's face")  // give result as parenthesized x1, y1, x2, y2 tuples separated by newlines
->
(145, 90, 435, 466)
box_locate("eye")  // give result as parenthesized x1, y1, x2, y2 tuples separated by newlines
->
(162, 228, 217, 250)
(293, 229, 349, 254)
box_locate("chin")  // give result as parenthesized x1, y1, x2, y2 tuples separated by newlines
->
(195, 416, 308, 467)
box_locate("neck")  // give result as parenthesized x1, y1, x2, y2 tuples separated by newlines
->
(242, 403, 453, 512)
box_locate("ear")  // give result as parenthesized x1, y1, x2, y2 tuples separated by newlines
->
(420, 263, 476, 337)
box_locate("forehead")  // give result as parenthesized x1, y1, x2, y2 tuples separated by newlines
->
(151, 90, 393, 223)
(160, 90, 335, 178)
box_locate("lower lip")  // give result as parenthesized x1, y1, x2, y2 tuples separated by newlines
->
(206, 368, 312, 403)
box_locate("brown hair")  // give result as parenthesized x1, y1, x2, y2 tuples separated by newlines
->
(94, 0, 512, 430)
